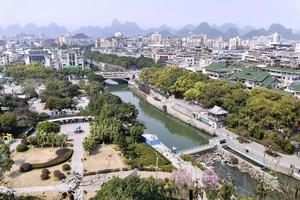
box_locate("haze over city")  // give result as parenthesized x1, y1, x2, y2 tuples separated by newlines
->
(1, 0, 300, 30)
(1, 1, 300, 200)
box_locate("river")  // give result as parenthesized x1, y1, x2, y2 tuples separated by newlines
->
(109, 83, 211, 151)
(108, 83, 300, 199)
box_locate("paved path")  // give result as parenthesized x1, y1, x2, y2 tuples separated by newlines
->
(60, 123, 90, 199)
(9, 139, 21, 153)
(151, 142, 203, 185)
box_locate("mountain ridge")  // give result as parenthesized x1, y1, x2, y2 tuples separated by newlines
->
(0, 20, 299, 40)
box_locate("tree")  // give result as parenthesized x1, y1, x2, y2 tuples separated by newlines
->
(0, 145, 13, 181)
(171, 169, 191, 186)
(91, 176, 177, 200)
(0, 112, 17, 132)
(202, 168, 220, 189)
(129, 124, 144, 143)
(85, 81, 104, 97)
(218, 181, 236, 200)
(86, 72, 104, 83)
(36, 121, 60, 134)
(83, 135, 98, 154)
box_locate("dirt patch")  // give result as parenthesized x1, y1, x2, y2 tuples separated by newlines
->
(3, 147, 71, 188)
(84, 144, 126, 172)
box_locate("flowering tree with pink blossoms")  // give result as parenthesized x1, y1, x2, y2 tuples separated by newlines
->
(202, 168, 220, 189)
(171, 169, 191, 186)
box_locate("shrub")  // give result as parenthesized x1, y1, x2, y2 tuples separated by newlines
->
(138, 164, 144, 170)
(265, 149, 279, 157)
(40, 172, 49, 180)
(230, 156, 239, 165)
(21, 139, 27, 145)
(42, 169, 50, 174)
(62, 164, 71, 171)
(54, 172, 66, 180)
(131, 164, 139, 170)
(284, 142, 294, 154)
(53, 170, 61, 177)
(20, 163, 32, 172)
(16, 144, 29, 152)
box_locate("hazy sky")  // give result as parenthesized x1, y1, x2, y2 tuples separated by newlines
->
(1, 0, 300, 30)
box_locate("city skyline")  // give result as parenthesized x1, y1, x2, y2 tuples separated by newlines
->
(1, 0, 300, 31)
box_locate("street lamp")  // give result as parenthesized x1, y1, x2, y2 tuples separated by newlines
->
(155, 151, 160, 180)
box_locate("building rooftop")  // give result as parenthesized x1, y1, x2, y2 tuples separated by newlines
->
(208, 106, 228, 115)
(260, 66, 300, 74)
(289, 82, 300, 92)
(205, 62, 234, 73)
(232, 69, 272, 81)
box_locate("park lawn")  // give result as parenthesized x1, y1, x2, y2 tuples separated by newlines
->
(125, 143, 174, 172)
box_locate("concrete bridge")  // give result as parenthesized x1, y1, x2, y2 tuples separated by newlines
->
(177, 138, 219, 156)
(95, 71, 136, 82)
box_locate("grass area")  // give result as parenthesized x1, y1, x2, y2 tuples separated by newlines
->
(125, 143, 174, 172)
(180, 154, 204, 170)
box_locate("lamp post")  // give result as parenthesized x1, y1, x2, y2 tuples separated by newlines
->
(155, 151, 159, 180)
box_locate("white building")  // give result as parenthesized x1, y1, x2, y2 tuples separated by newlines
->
(95, 38, 112, 48)
(187, 34, 207, 47)
(229, 37, 241, 50)
(295, 43, 300, 53)
(114, 32, 123, 38)
(272, 32, 281, 44)
(0, 51, 18, 66)
(59, 49, 85, 68)
(24, 49, 53, 67)
(150, 32, 162, 44)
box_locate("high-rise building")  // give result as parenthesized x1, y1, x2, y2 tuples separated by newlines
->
(150, 32, 162, 44)
(295, 43, 300, 53)
(272, 32, 281, 44)
(229, 36, 241, 50)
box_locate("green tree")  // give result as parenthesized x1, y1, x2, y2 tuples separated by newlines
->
(0, 112, 17, 132)
(91, 176, 176, 200)
(129, 124, 144, 143)
(0, 144, 13, 181)
(36, 121, 60, 134)
(218, 181, 236, 200)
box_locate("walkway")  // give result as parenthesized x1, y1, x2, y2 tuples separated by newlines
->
(60, 122, 90, 199)
(151, 142, 203, 185)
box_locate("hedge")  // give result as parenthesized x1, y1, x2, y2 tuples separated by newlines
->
(20, 148, 73, 173)
(20, 163, 32, 172)
(32, 148, 73, 169)
(83, 168, 121, 176)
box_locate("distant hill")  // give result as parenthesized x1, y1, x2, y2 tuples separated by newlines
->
(0, 20, 300, 40)
(73, 33, 89, 39)
(192, 22, 223, 37)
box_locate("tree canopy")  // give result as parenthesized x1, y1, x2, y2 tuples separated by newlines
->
(139, 67, 300, 154)
(91, 176, 177, 200)
(85, 50, 160, 69)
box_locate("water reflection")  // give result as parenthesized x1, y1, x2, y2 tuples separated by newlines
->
(109, 84, 210, 150)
